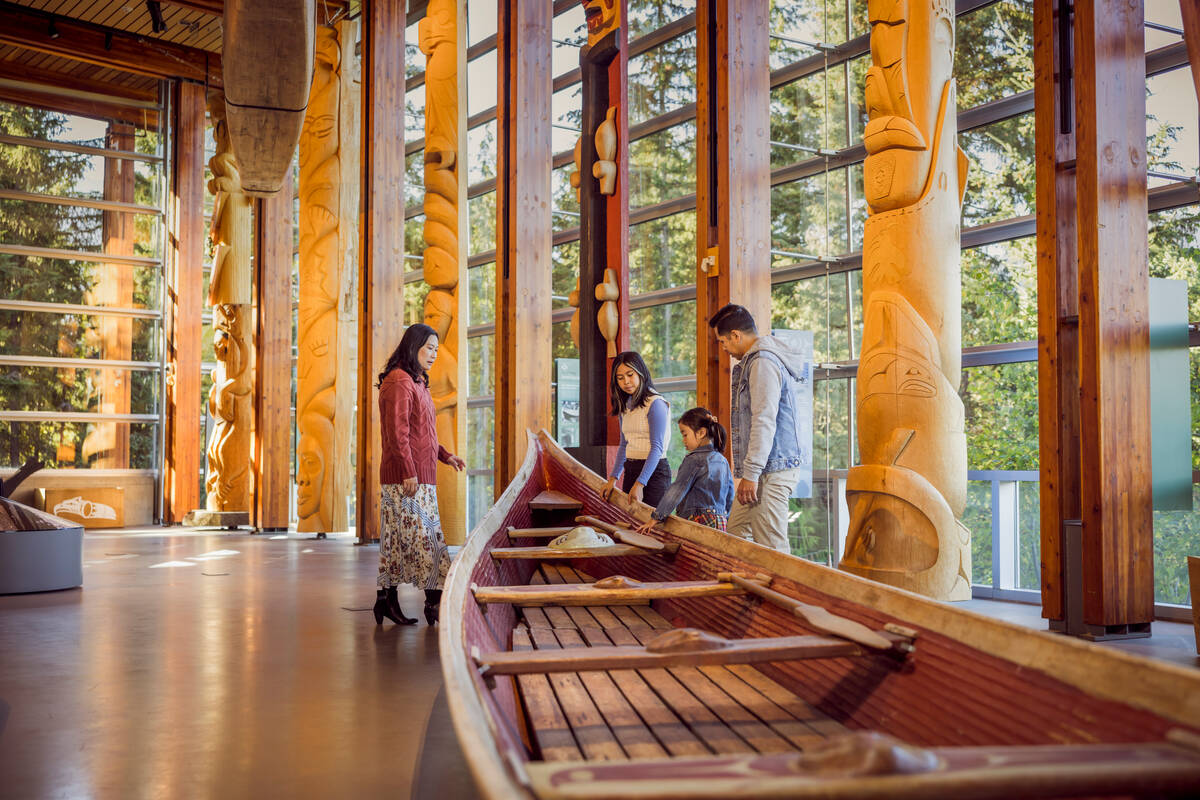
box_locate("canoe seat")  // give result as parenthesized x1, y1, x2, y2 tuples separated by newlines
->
(507, 562, 849, 763)
(475, 577, 751, 607)
(528, 490, 583, 512)
(490, 544, 657, 560)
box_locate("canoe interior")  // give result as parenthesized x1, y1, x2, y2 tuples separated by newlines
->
(451, 437, 1200, 798)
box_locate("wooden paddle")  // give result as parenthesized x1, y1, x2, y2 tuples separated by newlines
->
(718, 571, 898, 651)
(576, 514, 666, 552)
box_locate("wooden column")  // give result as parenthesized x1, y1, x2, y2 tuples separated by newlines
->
(163, 80, 206, 523)
(253, 170, 293, 531)
(495, 0, 553, 491)
(357, 0, 406, 543)
(1035, 0, 1153, 634)
(695, 0, 772, 426)
(1180, 0, 1200, 102)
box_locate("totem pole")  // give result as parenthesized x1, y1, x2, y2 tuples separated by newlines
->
(839, 0, 972, 600)
(201, 93, 254, 521)
(418, 0, 467, 544)
(297, 26, 350, 534)
(571, 0, 629, 474)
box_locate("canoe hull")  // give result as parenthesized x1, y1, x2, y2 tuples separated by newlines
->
(442, 432, 1200, 799)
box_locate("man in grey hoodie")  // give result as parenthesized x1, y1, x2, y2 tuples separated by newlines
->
(709, 304, 808, 553)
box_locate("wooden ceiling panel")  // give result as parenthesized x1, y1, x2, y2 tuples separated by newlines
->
(13, 0, 222, 53)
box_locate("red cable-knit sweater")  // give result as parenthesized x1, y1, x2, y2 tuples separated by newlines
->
(379, 368, 452, 485)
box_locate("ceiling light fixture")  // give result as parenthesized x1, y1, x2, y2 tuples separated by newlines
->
(47, 18, 59, 39)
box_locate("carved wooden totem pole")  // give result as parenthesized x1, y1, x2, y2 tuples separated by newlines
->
(839, 0, 972, 600)
(572, 0, 629, 473)
(297, 26, 351, 534)
(419, 0, 467, 545)
(204, 93, 254, 517)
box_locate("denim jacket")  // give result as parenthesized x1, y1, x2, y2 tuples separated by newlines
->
(650, 444, 734, 521)
(730, 334, 810, 482)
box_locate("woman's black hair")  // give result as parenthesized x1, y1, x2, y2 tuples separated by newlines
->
(678, 406, 727, 453)
(377, 323, 438, 387)
(608, 351, 657, 416)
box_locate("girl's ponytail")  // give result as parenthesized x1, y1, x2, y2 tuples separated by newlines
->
(679, 406, 726, 452)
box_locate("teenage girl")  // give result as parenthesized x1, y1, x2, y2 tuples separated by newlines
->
(636, 407, 733, 532)
(600, 352, 672, 506)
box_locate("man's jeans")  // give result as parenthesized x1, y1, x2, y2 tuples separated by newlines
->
(727, 467, 803, 554)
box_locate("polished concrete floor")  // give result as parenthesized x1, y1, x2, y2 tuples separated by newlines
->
(2, 531, 1196, 799)
(0, 530, 473, 800)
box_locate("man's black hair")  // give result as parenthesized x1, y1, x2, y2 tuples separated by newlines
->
(707, 303, 757, 336)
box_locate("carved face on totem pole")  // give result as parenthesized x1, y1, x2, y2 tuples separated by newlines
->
(580, 0, 619, 46)
(296, 390, 336, 529)
(423, 289, 454, 341)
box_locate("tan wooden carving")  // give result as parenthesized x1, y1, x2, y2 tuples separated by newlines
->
(581, 0, 620, 46)
(595, 268, 620, 358)
(593, 106, 618, 196)
(839, 0, 972, 601)
(420, 0, 466, 545)
(570, 136, 583, 201)
(206, 305, 253, 511)
(568, 277, 582, 349)
(222, 0, 315, 195)
(297, 26, 349, 533)
(203, 93, 255, 512)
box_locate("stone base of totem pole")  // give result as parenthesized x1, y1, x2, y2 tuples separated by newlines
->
(1047, 519, 1152, 641)
(182, 509, 251, 529)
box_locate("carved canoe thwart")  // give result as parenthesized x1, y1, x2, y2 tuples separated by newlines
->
(221, 0, 315, 195)
(440, 431, 1200, 799)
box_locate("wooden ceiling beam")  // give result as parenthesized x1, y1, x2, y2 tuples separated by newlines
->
(161, 0, 349, 17)
(0, 2, 222, 87)
(0, 84, 159, 128)
(0, 58, 158, 104)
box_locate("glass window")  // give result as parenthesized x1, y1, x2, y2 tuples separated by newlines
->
(961, 237, 1037, 347)
(628, 31, 697, 126)
(772, 274, 851, 363)
(405, 214, 425, 271)
(551, 242, 580, 310)
(628, 122, 696, 209)
(551, 85, 583, 153)
(771, 167, 850, 263)
(629, 212, 695, 294)
(629, 0, 695, 40)
(552, 6, 586, 77)
(467, 120, 498, 184)
(961, 361, 1039, 471)
(468, 333, 494, 396)
(404, 281, 430, 326)
(959, 114, 1035, 227)
(467, 51, 498, 117)
(469, 191, 496, 255)
(770, 66, 849, 162)
(552, 164, 581, 231)
(406, 85, 426, 143)
(0, 421, 157, 470)
(468, 0, 498, 45)
(405, 150, 424, 208)
(1147, 67, 1200, 185)
(468, 262, 496, 326)
(955, 0, 1034, 111)
(628, 300, 696, 378)
(659, 388, 697, 468)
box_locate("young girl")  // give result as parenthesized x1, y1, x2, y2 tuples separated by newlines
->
(600, 352, 672, 506)
(637, 407, 733, 532)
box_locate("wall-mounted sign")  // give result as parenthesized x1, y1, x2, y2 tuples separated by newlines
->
(38, 487, 125, 529)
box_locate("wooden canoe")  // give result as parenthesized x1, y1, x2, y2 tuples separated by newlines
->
(440, 431, 1200, 799)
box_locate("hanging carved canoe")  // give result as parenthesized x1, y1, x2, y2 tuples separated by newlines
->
(221, 0, 315, 195)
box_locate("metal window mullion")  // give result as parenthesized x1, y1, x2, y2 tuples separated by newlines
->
(0, 133, 162, 163)
(0, 242, 161, 268)
(0, 354, 161, 371)
(0, 298, 161, 320)
(0, 410, 159, 423)
(0, 188, 163, 216)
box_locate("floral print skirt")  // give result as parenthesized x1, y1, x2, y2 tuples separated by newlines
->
(378, 483, 450, 590)
(686, 508, 728, 533)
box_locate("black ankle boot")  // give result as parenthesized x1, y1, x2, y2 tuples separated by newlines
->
(374, 588, 417, 626)
(424, 589, 442, 625)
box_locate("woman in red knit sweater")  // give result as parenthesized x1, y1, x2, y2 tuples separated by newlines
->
(374, 323, 465, 625)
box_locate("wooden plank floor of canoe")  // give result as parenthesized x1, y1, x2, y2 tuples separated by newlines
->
(510, 561, 849, 763)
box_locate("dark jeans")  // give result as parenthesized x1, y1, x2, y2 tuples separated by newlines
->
(622, 458, 672, 507)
